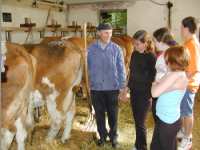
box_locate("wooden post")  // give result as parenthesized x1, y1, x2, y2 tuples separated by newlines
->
(83, 23, 92, 111)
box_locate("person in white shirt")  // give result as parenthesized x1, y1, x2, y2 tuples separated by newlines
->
(152, 27, 178, 122)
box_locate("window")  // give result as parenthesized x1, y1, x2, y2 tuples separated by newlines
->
(2, 12, 12, 22)
(99, 9, 127, 35)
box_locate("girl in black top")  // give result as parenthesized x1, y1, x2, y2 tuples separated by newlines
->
(128, 30, 156, 150)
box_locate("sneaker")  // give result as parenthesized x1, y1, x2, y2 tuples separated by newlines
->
(178, 137, 192, 150)
(177, 129, 185, 139)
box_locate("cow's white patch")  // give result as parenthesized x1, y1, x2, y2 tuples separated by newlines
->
(46, 90, 61, 122)
(61, 108, 75, 143)
(1, 41, 7, 73)
(0, 128, 15, 150)
(1, 55, 6, 73)
(60, 36, 73, 47)
(15, 118, 27, 150)
(42, 77, 62, 141)
(32, 90, 44, 108)
(61, 36, 72, 41)
(42, 77, 55, 89)
(46, 91, 62, 141)
(1, 41, 7, 54)
(26, 90, 44, 126)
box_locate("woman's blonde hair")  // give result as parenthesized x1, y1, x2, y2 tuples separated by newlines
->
(133, 30, 155, 53)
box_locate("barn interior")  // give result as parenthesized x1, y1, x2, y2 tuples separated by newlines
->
(0, 0, 200, 150)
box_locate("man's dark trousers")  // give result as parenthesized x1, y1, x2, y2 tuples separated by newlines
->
(91, 90, 119, 141)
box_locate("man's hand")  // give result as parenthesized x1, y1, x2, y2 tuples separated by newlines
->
(118, 87, 129, 102)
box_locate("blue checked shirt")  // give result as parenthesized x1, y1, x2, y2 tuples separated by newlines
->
(88, 40, 126, 91)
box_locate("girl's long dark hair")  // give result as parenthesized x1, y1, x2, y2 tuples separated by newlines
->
(153, 27, 177, 46)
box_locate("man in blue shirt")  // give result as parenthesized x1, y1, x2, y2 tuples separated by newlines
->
(88, 23, 126, 148)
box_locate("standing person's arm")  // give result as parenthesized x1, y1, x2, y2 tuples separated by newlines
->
(184, 41, 200, 93)
(116, 47, 126, 89)
(116, 47, 127, 101)
(87, 46, 94, 85)
(185, 43, 199, 77)
(155, 54, 167, 81)
(148, 53, 157, 83)
(127, 52, 134, 89)
(87, 48, 92, 74)
(151, 72, 179, 97)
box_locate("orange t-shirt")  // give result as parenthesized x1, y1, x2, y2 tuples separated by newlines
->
(184, 37, 200, 93)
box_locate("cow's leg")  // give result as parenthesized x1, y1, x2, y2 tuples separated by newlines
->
(25, 92, 35, 144)
(15, 118, 27, 150)
(61, 100, 75, 143)
(0, 128, 15, 150)
(61, 67, 82, 143)
(46, 119, 61, 142)
(42, 77, 62, 142)
(26, 99, 34, 144)
(46, 95, 62, 142)
(26, 98, 34, 127)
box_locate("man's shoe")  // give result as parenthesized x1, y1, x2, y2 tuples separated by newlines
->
(111, 138, 119, 149)
(96, 139, 105, 147)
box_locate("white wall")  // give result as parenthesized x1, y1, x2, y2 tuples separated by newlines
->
(171, 0, 200, 42)
(1, 1, 66, 43)
(127, 0, 200, 41)
(1, 0, 200, 43)
(68, 6, 98, 26)
(127, 0, 167, 37)
(68, 0, 200, 42)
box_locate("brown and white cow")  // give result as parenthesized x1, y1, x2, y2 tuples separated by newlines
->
(27, 37, 84, 143)
(1, 42, 36, 150)
(38, 36, 133, 98)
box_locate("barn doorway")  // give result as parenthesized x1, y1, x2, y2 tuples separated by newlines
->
(99, 9, 127, 35)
